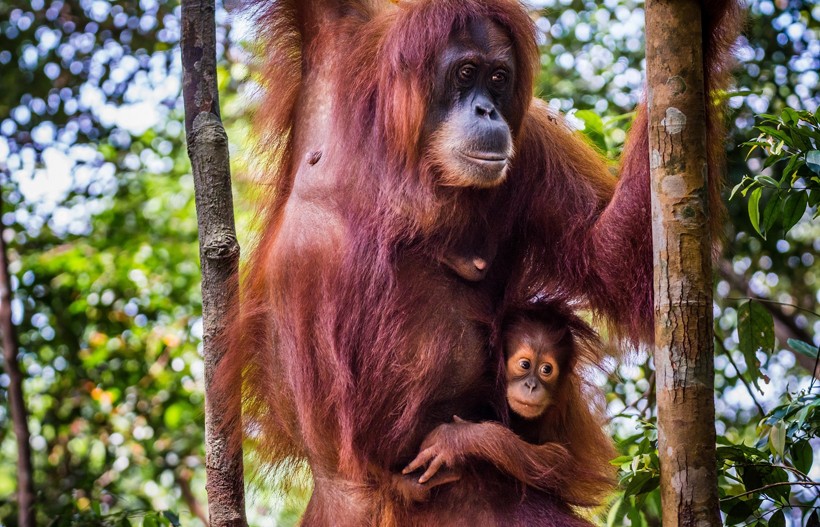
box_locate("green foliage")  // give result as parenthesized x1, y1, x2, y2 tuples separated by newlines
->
(717, 389, 820, 526)
(737, 300, 776, 392)
(46, 505, 181, 527)
(732, 109, 820, 238)
(688, 7, 820, 522)
(788, 338, 820, 361)
(575, 109, 636, 159)
(609, 385, 820, 527)
(607, 423, 661, 527)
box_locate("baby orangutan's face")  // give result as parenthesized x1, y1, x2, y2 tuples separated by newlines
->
(504, 324, 563, 420)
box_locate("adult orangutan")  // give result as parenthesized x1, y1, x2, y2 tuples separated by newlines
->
(219, 0, 741, 525)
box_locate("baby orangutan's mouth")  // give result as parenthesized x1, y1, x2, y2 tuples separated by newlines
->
(509, 398, 547, 419)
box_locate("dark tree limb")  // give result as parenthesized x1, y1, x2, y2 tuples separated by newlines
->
(181, 1, 247, 525)
(0, 190, 35, 527)
(646, 0, 721, 525)
(177, 469, 211, 527)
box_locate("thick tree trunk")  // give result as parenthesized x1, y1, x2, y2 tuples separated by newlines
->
(0, 192, 36, 527)
(646, 1, 721, 526)
(180, 1, 247, 525)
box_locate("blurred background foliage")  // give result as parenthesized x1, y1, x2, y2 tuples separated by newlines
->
(0, 0, 817, 525)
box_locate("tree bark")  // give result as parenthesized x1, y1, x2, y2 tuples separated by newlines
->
(646, 1, 721, 526)
(181, 1, 247, 526)
(0, 192, 36, 527)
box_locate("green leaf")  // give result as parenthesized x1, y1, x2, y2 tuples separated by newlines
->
(790, 440, 813, 475)
(729, 181, 746, 201)
(717, 446, 748, 463)
(724, 498, 756, 525)
(756, 113, 780, 122)
(623, 471, 659, 497)
(627, 504, 647, 527)
(636, 475, 659, 496)
(745, 142, 760, 160)
(144, 516, 159, 527)
(781, 154, 803, 180)
(606, 496, 627, 527)
(758, 125, 793, 146)
(761, 194, 781, 233)
(754, 175, 780, 188)
(782, 107, 799, 124)
(610, 455, 635, 466)
(781, 191, 808, 232)
(769, 424, 786, 457)
(575, 110, 607, 152)
(162, 512, 181, 527)
(748, 187, 763, 236)
(764, 151, 783, 168)
(740, 465, 764, 493)
(787, 338, 819, 360)
(736, 300, 774, 391)
(789, 127, 809, 151)
(806, 150, 820, 175)
(764, 467, 790, 503)
(796, 406, 812, 427)
(768, 509, 786, 527)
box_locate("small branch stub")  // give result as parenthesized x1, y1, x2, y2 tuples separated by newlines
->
(646, 0, 721, 526)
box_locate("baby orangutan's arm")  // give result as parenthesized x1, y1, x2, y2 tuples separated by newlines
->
(403, 416, 572, 494)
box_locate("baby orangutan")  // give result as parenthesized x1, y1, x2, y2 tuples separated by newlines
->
(400, 305, 616, 507)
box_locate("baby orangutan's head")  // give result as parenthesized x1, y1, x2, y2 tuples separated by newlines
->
(503, 316, 574, 420)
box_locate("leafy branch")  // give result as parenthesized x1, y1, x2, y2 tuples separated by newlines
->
(730, 108, 820, 238)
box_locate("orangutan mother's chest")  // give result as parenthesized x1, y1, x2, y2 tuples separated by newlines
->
(393, 255, 499, 399)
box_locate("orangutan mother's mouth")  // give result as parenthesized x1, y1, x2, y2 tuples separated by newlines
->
(460, 151, 508, 163)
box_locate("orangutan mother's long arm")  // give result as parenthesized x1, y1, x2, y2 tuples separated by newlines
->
(585, 0, 743, 342)
(510, 101, 654, 343)
(587, 107, 654, 343)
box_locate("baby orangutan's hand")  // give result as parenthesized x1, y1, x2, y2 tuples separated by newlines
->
(403, 415, 471, 484)
(391, 468, 462, 503)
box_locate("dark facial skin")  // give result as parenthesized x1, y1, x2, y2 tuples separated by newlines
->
(425, 18, 517, 188)
(504, 323, 565, 420)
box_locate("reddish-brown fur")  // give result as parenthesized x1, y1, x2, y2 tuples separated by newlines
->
(404, 304, 617, 508)
(218, 1, 742, 525)
(502, 306, 617, 506)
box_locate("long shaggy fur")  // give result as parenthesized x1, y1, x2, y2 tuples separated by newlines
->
(216, 0, 742, 524)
